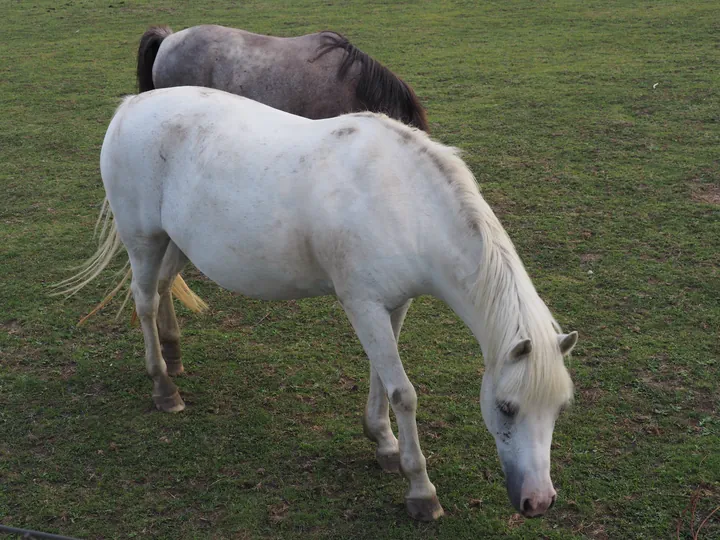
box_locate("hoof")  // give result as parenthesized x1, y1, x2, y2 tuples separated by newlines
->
(153, 391, 185, 413)
(376, 450, 401, 474)
(406, 495, 444, 522)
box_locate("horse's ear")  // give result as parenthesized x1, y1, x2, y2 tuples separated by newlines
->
(510, 338, 532, 360)
(558, 331, 578, 356)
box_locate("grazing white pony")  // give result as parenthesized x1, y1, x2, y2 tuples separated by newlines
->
(60, 87, 578, 521)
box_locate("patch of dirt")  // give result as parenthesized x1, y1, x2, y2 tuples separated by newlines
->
(578, 386, 606, 405)
(337, 375, 359, 392)
(0, 341, 48, 376)
(220, 314, 247, 329)
(639, 372, 686, 393)
(580, 253, 602, 263)
(423, 420, 449, 440)
(484, 190, 517, 219)
(1, 319, 22, 335)
(624, 414, 662, 436)
(506, 513, 525, 529)
(691, 182, 720, 205)
(267, 500, 290, 523)
(549, 498, 612, 539)
(637, 357, 692, 394)
(581, 524, 609, 539)
(59, 361, 78, 381)
(295, 393, 317, 405)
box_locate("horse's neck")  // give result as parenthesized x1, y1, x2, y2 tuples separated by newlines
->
(431, 199, 532, 366)
(433, 246, 493, 361)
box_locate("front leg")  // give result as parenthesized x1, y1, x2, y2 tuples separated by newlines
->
(362, 300, 411, 473)
(344, 300, 443, 522)
(363, 366, 400, 472)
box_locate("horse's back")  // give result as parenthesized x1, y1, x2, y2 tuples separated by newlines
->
(153, 25, 358, 119)
(102, 87, 430, 302)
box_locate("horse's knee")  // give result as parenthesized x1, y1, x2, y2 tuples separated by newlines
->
(389, 385, 417, 414)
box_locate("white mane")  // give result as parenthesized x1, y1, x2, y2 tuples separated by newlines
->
(458, 170, 573, 407)
(373, 117, 574, 407)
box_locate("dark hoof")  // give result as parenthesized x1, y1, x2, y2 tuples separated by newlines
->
(376, 450, 401, 473)
(153, 390, 185, 413)
(406, 495, 444, 521)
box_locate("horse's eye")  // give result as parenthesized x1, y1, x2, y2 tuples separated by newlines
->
(497, 401, 518, 418)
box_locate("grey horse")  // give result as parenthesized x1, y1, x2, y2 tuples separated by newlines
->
(137, 25, 428, 131)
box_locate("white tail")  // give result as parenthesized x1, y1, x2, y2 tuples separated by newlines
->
(52, 199, 209, 324)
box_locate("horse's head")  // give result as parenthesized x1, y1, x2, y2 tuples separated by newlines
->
(480, 331, 578, 517)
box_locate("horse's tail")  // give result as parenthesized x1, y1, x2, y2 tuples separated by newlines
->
(52, 199, 208, 325)
(137, 25, 173, 92)
(51, 199, 129, 321)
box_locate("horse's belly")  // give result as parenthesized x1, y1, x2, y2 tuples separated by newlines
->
(200, 258, 335, 301)
(169, 222, 335, 301)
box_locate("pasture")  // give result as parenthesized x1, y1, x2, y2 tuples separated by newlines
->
(1, 0, 718, 538)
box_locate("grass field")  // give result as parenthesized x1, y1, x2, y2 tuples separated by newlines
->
(1, 1, 719, 538)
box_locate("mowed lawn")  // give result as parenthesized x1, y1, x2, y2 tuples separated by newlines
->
(1, 0, 718, 538)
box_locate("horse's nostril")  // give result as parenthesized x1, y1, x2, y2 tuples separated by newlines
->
(522, 498, 533, 514)
(548, 495, 556, 510)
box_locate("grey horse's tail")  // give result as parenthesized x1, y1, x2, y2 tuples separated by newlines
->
(137, 25, 173, 92)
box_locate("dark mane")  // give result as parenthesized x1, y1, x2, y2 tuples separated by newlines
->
(314, 32, 429, 132)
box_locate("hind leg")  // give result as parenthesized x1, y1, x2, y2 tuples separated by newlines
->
(157, 243, 189, 376)
(128, 234, 185, 413)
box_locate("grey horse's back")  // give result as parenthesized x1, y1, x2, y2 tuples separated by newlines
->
(153, 25, 358, 119)
(141, 24, 428, 130)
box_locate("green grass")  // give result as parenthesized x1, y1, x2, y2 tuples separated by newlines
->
(1, 1, 719, 538)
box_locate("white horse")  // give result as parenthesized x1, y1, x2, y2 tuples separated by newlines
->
(60, 86, 578, 521)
